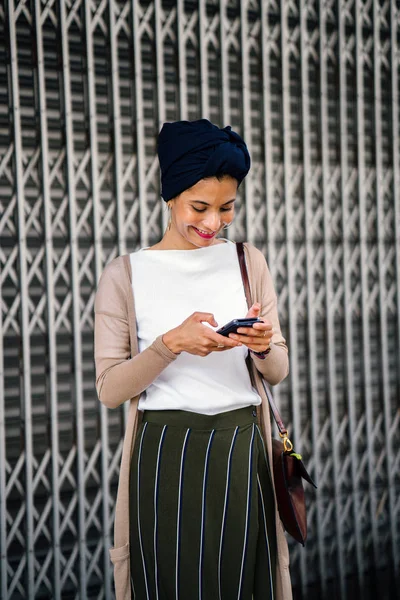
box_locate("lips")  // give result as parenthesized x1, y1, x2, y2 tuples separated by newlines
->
(192, 226, 216, 239)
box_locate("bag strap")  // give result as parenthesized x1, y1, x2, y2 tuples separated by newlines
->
(236, 242, 290, 441)
(236, 241, 252, 309)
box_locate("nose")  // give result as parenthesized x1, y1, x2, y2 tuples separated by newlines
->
(202, 212, 222, 231)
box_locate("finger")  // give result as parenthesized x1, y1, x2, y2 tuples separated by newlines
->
(245, 303, 261, 319)
(252, 321, 272, 331)
(211, 332, 242, 348)
(229, 333, 272, 346)
(212, 345, 232, 352)
(236, 325, 272, 335)
(210, 339, 241, 352)
(195, 312, 218, 327)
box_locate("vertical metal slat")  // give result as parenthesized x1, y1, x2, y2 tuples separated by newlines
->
(33, 1, 61, 596)
(338, 0, 365, 589)
(8, 2, 35, 596)
(219, 0, 229, 123)
(0, 7, 8, 584)
(109, 0, 126, 258)
(260, 0, 274, 266)
(355, 0, 380, 571)
(0, 178, 7, 599)
(132, 0, 148, 248)
(154, 0, 167, 230)
(301, 0, 328, 594)
(280, 7, 303, 587)
(177, 0, 188, 120)
(240, 0, 251, 241)
(316, 1, 336, 591)
(389, 0, 400, 573)
(59, 1, 87, 596)
(199, 0, 209, 119)
(373, 0, 393, 573)
(87, 2, 111, 597)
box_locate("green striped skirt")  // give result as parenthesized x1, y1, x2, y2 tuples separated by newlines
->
(129, 406, 276, 600)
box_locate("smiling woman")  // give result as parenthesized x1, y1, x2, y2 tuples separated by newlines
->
(94, 119, 291, 600)
(156, 176, 237, 250)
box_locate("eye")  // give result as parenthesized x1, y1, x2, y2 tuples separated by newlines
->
(191, 205, 233, 213)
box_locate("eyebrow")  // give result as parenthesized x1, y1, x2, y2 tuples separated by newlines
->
(190, 199, 236, 206)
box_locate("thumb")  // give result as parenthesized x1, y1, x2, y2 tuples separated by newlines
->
(245, 303, 261, 318)
(196, 312, 219, 328)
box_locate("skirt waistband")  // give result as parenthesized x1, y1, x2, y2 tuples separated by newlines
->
(142, 405, 258, 430)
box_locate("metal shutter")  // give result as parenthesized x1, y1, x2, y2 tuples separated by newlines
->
(0, 1, 399, 598)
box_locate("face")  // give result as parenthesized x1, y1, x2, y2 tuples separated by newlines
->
(167, 176, 238, 250)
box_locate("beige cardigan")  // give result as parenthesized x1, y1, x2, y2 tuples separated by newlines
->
(94, 242, 292, 600)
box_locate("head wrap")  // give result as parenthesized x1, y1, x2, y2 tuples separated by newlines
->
(157, 119, 251, 202)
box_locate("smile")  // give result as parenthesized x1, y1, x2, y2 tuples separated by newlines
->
(192, 227, 216, 239)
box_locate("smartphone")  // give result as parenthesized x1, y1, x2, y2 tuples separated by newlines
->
(216, 317, 261, 337)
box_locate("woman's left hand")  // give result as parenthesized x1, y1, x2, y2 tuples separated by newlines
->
(228, 303, 272, 353)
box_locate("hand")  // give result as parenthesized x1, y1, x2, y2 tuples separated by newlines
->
(228, 303, 272, 353)
(162, 312, 243, 356)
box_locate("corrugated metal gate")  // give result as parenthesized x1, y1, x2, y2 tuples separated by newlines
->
(0, 0, 399, 598)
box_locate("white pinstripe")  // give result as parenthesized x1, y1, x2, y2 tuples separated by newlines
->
(175, 429, 191, 600)
(237, 424, 255, 600)
(198, 429, 216, 600)
(154, 425, 167, 600)
(257, 474, 274, 600)
(255, 425, 273, 481)
(137, 422, 150, 600)
(218, 426, 239, 600)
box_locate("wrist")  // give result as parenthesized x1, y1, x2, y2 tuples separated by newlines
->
(162, 329, 182, 355)
(250, 345, 271, 360)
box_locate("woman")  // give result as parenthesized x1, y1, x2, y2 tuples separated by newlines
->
(95, 119, 292, 600)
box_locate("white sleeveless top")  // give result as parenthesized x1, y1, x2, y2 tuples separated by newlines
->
(130, 240, 261, 415)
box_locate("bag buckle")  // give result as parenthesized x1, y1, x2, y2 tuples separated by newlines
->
(279, 431, 294, 453)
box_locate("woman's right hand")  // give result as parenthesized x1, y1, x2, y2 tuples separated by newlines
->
(162, 312, 242, 356)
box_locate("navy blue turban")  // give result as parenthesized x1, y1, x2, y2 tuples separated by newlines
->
(157, 119, 251, 202)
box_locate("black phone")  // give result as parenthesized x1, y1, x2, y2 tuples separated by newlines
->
(216, 318, 261, 337)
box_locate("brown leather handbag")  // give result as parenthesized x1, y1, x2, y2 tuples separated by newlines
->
(236, 242, 317, 545)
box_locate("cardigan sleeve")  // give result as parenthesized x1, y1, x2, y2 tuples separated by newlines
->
(246, 244, 289, 386)
(94, 260, 178, 409)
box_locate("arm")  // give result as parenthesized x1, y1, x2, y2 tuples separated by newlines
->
(247, 246, 289, 386)
(94, 261, 178, 409)
(95, 315, 178, 409)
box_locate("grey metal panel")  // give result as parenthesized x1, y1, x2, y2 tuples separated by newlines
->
(59, 0, 87, 595)
(7, 2, 35, 597)
(33, 1, 62, 596)
(338, 0, 366, 592)
(390, 0, 400, 574)
(300, 0, 334, 594)
(319, 1, 340, 593)
(0, 1, 399, 598)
